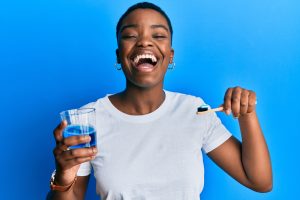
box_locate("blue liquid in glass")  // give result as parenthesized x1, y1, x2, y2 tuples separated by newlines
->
(63, 125, 96, 149)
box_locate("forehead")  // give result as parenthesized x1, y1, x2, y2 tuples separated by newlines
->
(121, 9, 169, 28)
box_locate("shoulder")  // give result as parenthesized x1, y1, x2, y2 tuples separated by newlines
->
(165, 90, 205, 106)
(80, 95, 109, 111)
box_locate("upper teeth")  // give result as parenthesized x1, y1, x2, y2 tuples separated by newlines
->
(133, 54, 157, 64)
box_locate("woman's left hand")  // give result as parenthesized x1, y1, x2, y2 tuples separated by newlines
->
(223, 86, 257, 118)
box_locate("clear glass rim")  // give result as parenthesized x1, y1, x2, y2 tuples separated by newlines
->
(60, 108, 95, 116)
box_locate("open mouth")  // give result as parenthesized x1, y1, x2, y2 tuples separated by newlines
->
(131, 53, 158, 72)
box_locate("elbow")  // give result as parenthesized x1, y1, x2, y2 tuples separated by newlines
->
(255, 184, 273, 193)
(251, 180, 273, 193)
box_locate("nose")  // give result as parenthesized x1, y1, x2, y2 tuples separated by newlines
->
(136, 34, 153, 47)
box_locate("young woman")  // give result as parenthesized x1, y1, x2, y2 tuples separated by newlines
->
(47, 2, 272, 199)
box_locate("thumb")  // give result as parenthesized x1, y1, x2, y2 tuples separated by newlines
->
(53, 120, 67, 144)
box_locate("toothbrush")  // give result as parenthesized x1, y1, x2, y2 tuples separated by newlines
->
(196, 104, 224, 115)
(197, 101, 257, 115)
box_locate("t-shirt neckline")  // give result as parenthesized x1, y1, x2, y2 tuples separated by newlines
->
(101, 90, 171, 123)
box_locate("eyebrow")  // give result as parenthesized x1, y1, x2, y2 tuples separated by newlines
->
(120, 24, 169, 33)
(150, 24, 169, 32)
(120, 24, 138, 33)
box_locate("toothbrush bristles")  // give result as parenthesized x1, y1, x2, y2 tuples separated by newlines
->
(197, 105, 209, 112)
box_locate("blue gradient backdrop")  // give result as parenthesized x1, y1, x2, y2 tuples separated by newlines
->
(0, 0, 299, 199)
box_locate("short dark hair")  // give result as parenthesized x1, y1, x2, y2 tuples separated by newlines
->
(116, 2, 173, 43)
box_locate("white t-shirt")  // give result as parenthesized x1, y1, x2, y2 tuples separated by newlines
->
(78, 91, 231, 200)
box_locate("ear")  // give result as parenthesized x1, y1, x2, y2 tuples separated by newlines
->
(169, 48, 175, 64)
(115, 49, 121, 64)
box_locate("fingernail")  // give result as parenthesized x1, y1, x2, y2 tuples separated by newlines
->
(62, 120, 67, 126)
(92, 147, 97, 153)
(84, 135, 91, 141)
(226, 109, 231, 115)
(233, 114, 240, 119)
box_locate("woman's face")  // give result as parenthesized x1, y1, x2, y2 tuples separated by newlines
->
(117, 9, 174, 89)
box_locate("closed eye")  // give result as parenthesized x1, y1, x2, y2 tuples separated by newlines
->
(122, 35, 137, 39)
(153, 35, 167, 39)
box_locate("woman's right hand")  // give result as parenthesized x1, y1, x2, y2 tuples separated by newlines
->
(52, 120, 97, 186)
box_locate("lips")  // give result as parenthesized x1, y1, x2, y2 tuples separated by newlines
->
(130, 52, 159, 72)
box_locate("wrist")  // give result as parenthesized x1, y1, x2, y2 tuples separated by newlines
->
(54, 170, 76, 186)
(50, 170, 77, 192)
(239, 110, 257, 120)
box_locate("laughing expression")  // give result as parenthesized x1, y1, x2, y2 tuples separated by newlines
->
(117, 9, 174, 88)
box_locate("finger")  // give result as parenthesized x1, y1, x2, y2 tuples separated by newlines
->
(57, 143, 70, 152)
(240, 90, 249, 115)
(64, 156, 97, 168)
(63, 147, 98, 160)
(231, 87, 242, 118)
(53, 121, 67, 144)
(63, 135, 91, 147)
(54, 135, 92, 156)
(247, 90, 257, 113)
(54, 147, 97, 170)
(223, 88, 233, 115)
(52, 144, 71, 162)
(56, 154, 96, 171)
(53, 145, 63, 156)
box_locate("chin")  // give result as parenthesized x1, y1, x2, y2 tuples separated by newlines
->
(127, 77, 163, 89)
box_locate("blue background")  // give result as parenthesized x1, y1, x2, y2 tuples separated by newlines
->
(0, 0, 299, 199)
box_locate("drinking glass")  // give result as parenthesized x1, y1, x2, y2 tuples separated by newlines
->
(60, 108, 97, 149)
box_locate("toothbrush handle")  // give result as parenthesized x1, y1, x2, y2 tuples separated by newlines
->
(196, 106, 224, 115)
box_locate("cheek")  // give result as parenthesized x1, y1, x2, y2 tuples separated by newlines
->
(119, 46, 127, 57)
(163, 50, 173, 64)
(157, 43, 172, 58)
(118, 42, 132, 57)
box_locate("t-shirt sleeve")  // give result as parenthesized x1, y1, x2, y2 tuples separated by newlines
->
(202, 112, 232, 153)
(77, 161, 92, 176)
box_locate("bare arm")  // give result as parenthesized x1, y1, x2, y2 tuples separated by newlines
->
(207, 87, 272, 192)
(47, 121, 98, 199)
(47, 176, 90, 200)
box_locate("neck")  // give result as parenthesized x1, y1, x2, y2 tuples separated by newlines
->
(110, 84, 165, 115)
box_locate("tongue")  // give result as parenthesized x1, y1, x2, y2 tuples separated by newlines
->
(136, 63, 155, 71)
